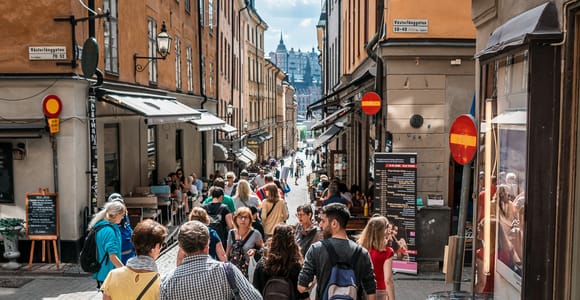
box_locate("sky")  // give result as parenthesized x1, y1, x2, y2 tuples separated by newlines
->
(254, 0, 322, 56)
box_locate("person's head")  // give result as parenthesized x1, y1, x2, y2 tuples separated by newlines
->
(178, 220, 209, 255)
(215, 170, 222, 178)
(259, 169, 265, 176)
(234, 179, 252, 200)
(233, 207, 254, 230)
(392, 224, 399, 237)
(211, 187, 224, 201)
(176, 168, 184, 180)
(250, 206, 259, 217)
(265, 183, 280, 202)
(338, 183, 348, 194)
(225, 171, 236, 184)
(189, 207, 210, 225)
(320, 203, 350, 238)
(169, 172, 177, 182)
(191, 172, 198, 181)
(350, 184, 361, 195)
(240, 170, 249, 180)
(296, 204, 313, 226)
(328, 183, 340, 196)
(186, 175, 194, 185)
(319, 175, 329, 182)
(107, 193, 124, 204)
(264, 223, 302, 275)
(264, 174, 274, 183)
(213, 177, 225, 188)
(132, 219, 168, 259)
(357, 216, 389, 251)
(398, 238, 408, 249)
(90, 201, 127, 228)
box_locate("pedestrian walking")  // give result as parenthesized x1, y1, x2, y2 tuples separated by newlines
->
(101, 219, 167, 300)
(358, 216, 396, 300)
(87, 201, 126, 288)
(297, 203, 376, 300)
(106, 193, 135, 264)
(261, 183, 289, 240)
(185, 207, 227, 262)
(227, 207, 264, 278)
(294, 204, 322, 258)
(159, 221, 262, 300)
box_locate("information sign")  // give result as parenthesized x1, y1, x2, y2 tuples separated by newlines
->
(26, 193, 59, 239)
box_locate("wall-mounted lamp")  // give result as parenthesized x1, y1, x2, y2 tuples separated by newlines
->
(133, 21, 172, 77)
(243, 120, 248, 132)
(226, 103, 234, 124)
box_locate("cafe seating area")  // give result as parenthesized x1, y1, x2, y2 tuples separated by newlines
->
(123, 186, 192, 228)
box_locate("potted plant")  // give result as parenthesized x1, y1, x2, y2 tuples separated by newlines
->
(0, 217, 25, 270)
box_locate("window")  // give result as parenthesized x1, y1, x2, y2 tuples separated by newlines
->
(147, 18, 158, 84)
(104, 124, 120, 196)
(104, 0, 118, 74)
(175, 36, 182, 90)
(175, 129, 183, 167)
(0, 143, 14, 203)
(185, 0, 190, 13)
(201, 55, 206, 94)
(199, 0, 204, 26)
(209, 62, 214, 91)
(186, 45, 193, 92)
(209, 0, 214, 32)
(147, 126, 158, 186)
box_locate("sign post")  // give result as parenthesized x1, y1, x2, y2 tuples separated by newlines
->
(449, 114, 477, 292)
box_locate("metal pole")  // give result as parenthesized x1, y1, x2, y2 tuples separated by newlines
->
(89, 87, 98, 213)
(453, 161, 472, 291)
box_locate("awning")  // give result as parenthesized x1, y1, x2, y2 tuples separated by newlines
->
(308, 70, 375, 112)
(0, 123, 45, 138)
(491, 110, 527, 125)
(248, 133, 266, 144)
(261, 131, 272, 141)
(98, 89, 201, 125)
(311, 105, 353, 131)
(219, 123, 238, 135)
(240, 147, 257, 162)
(213, 143, 229, 161)
(190, 112, 226, 131)
(475, 2, 561, 59)
(314, 122, 349, 149)
(236, 152, 252, 165)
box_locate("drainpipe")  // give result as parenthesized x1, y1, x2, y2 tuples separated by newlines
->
(238, 1, 249, 134)
(365, 4, 385, 152)
(255, 17, 264, 130)
(198, 1, 208, 177)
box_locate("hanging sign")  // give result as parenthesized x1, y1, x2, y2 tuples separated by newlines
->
(449, 114, 477, 165)
(361, 91, 381, 115)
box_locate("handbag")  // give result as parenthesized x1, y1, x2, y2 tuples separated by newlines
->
(136, 273, 159, 300)
(247, 256, 258, 284)
(282, 182, 291, 194)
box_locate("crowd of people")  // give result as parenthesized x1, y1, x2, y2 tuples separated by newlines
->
(86, 154, 398, 299)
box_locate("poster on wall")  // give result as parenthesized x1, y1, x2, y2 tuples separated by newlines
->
(374, 152, 418, 274)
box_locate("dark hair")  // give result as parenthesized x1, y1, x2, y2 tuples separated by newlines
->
(297, 204, 313, 216)
(132, 219, 168, 256)
(211, 187, 224, 199)
(264, 174, 274, 183)
(338, 183, 348, 193)
(213, 177, 225, 188)
(350, 184, 361, 194)
(264, 223, 302, 276)
(322, 203, 350, 229)
(328, 183, 340, 196)
(176, 168, 185, 183)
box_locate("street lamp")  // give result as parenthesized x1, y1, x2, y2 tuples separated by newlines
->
(133, 21, 172, 77)
(226, 103, 234, 124)
(243, 120, 248, 132)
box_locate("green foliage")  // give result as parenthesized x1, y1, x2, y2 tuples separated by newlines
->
(0, 218, 25, 240)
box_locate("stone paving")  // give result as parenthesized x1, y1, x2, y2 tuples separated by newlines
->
(0, 151, 473, 299)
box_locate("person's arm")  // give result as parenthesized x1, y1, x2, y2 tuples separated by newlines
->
(225, 213, 234, 229)
(359, 249, 377, 298)
(102, 294, 112, 300)
(109, 254, 123, 268)
(216, 241, 227, 262)
(297, 246, 317, 293)
(384, 257, 395, 300)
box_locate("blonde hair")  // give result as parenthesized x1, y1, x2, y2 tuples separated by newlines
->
(88, 201, 127, 229)
(189, 207, 210, 225)
(233, 207, 254, 230)
(234, 179, 252, 202)
(357, 216, 389, 251)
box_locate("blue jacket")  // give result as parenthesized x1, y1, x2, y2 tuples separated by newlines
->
(119, 215, 135, 264)
(92, 220, 121, 282)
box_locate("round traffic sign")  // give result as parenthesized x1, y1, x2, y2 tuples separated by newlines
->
(449, 114, 477, 165)
(361, 91, 381, 115)
(42, 95, 63, 118)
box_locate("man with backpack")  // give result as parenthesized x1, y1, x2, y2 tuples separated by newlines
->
(298, 203, 376, 300)
(202, 187, 233, 245)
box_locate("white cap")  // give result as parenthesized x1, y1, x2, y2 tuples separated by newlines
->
(107, 193, 124, 203)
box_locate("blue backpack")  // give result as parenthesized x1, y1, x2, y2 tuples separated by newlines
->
(321, 240, 362, 300)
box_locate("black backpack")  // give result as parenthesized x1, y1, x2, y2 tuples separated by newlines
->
(204, 203, 227, 240)
(80, 224, 113, 273)
(263, 276, 295, 299)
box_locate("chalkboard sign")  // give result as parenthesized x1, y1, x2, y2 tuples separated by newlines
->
(26, 193, 59, 239)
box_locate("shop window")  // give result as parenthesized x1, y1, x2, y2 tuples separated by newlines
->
(104, 124, 120, 196)
(147, 18, 158, 84)
(0, 143, 14, 203)
(175, 129, 183, 169)
(147, 126, 158, 185)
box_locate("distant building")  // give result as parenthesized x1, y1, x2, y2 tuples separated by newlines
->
(269, 34, 321, 119)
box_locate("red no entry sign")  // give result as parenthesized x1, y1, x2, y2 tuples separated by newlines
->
(449, 114, 477, 165)
(361, 91, 381, 115)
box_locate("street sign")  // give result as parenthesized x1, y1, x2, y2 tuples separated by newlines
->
(361, 91, 381, 115)
(42, 95, 62, 118)
(449, 114, 477, 165)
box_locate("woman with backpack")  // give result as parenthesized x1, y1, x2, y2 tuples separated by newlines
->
(358, 216, 396, 300)
(101, 219, 168, 300)
(226, 207, 264, 278)
(233, 179, 261, 210)
(87, 201, 127, 288)
(252, 223, 310, 299)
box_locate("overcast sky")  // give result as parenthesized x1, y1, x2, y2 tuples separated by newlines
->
(254, 0, 322, 56)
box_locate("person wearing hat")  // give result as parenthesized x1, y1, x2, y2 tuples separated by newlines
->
(317, 175, 329, 192)
(107, 193, 136, 264)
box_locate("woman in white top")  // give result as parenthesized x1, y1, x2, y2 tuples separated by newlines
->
(233, 179, 261, 210)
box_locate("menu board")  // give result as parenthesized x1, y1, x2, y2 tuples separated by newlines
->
(374, 152, 417, 274)
(26, 193, 59, 239)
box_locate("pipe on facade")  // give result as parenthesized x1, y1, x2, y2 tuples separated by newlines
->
(198, 1, 208, 176)
(255, 16, 264, 130)
(365, 4, 385, 152)
(238, 1, 249, 132)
